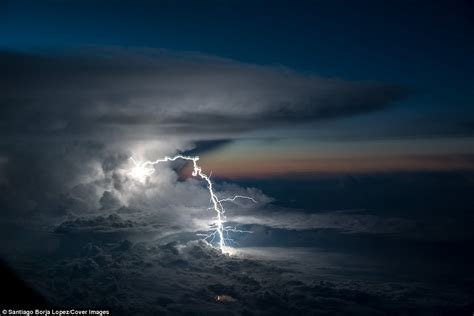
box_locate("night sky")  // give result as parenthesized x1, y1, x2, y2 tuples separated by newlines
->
(1, 1, 474, 315)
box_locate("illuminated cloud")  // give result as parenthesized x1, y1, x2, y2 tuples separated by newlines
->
(0, 47, 410, 230)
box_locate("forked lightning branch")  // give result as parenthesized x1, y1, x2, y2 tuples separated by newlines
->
(129, 155, 256, 252)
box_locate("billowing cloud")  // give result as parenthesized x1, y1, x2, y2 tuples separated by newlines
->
(0, 47, 411, 229)
(10, 239, 470, 315)
(0, 47, 412, 230)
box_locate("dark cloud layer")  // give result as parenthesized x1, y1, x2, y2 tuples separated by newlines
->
(8, 239, 472, 315)
(0, 48, 410, 140)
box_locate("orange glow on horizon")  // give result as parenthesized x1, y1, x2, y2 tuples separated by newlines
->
(181, 154, 474, 179)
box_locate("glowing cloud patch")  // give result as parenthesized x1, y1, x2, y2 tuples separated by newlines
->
(129, 157, 155, 182)
(129, 155, 256, 252)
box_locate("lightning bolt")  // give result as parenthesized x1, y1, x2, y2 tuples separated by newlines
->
(129, 155, 255, 252)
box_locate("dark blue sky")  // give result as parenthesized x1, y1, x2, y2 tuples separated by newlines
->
(2, 1, 473, 84)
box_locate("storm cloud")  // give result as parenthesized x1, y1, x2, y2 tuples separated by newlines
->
(0, 47, 410, 227)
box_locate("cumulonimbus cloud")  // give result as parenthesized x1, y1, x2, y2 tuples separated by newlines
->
(0, 47, 410, 232)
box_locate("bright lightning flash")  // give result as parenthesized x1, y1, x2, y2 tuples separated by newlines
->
(129, 157, 155, 182)
(129, 155, 256, 253)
